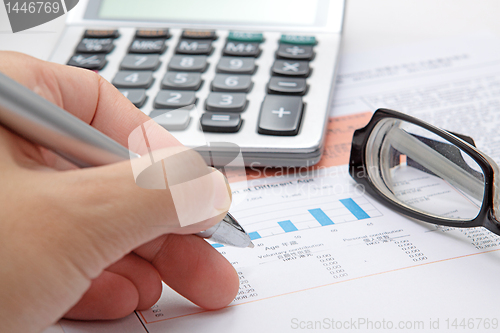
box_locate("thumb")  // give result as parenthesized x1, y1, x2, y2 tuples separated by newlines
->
(49, 146, 231, 280)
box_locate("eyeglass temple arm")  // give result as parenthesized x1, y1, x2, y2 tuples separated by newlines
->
(386, 127, 484, 202)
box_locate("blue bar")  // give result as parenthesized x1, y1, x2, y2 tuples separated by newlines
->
(278, 220, 298, 233)
(308, 208, 334, 226)
(340, 198, 370, 220)
(248, 231, 261, 240)
(212, 243, 224, 248)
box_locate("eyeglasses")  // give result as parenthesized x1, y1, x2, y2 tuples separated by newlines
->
(349, 108, 500, 236)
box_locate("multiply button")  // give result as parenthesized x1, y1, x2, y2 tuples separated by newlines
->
(258, 95, 303, 136)
(176, 39, 213, 55)
(223, 42, 260, 57)
(276, 44, 314, 60)
(200, 113, 242, 133)
(272, 60, 310, 77)
(129, 39, 167, 54)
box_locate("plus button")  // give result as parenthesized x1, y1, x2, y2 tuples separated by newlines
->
(272, 107, 292, 118)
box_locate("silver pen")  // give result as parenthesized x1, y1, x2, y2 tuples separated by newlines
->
(0, 71, 253, 248)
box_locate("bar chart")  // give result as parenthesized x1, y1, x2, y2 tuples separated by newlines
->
(213, 194, 382, 247)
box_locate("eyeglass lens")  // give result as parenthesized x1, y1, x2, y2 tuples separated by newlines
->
(365, 119, 485, 221)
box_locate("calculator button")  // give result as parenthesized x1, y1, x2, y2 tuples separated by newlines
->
(227, 31, 264, 43)
(216, 57, 256, 74)
(76, 38, 114, 54)
(276, 44, 314, 60)
(223, 42, 260, 57)
(161, 72, 202, 90)
(119, 89, 147, 108)
(176, 39, 213, 55)
(200, 113, 242, 133)
(112, 71, 154, 89)
(205, 92, 247, 112)
(120, 55, 160, 71)
(67, 54, 107, 70)
(168, 55, 208, 72)
(211, 75, 253, 93)
(182, 29, 217, 39)
(267, 77, 307, 95)
(272, 60, 310, 77)
(154, 90, 197, 109)
(258, 95, 303, 136)
(129, 39, 167, 54)
(150, 110, 191, 131)
(280, 35, 317, 45)
(84, 29, 120, 39)
(136, 28, 170, 39)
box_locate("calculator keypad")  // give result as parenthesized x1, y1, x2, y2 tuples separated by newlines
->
(68, 30, 320, 138)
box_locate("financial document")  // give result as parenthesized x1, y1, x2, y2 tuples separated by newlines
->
(59, 32, 500, 333)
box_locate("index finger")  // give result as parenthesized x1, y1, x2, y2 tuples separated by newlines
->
(0, 51, 180, 152)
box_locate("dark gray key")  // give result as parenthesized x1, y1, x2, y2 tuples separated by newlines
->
(205, 93, 247, 112)
(200, 113, 242, 133)
(154, 90, 197, 109)
(168, 55, 208, 72)
(112, 71, 154, 89)
(211, 74, 253, 92)
(258, 95, 303, 136)
(120, 54, 160, 70)
(67, 54, 107, 70)
(216, 57, 256, 74)
(267, 77, 307, 95)
(119, 89, 147, 107)
(84, 29, 120, 39)
(150, 110, 191, 131)
(276, 44, 314, 60)
(223, 42, 260, 57)
(129, 39, 167, 54)
(272, 60, 310, 77)
(161, 72, 202, 90)
(76, 38, 114, 53)
(176, 39, 213, 55)
(136, 28, 170, 39)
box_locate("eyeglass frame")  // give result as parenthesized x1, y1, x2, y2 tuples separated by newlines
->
(349, 108, 500, 236)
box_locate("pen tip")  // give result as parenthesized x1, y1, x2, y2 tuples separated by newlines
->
(248, 241, 255, 248)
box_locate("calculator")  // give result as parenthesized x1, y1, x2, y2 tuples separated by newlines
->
(49, 0, 345, 167)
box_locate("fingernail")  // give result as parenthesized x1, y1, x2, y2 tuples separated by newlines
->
(210, 167, 232, 211)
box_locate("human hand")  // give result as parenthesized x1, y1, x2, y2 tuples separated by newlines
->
(0, 51, 239, 332)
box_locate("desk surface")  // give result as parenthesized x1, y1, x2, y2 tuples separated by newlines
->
(1, 0, 500, 60)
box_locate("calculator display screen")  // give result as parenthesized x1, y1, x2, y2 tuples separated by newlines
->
(95, 0, 325, 26)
